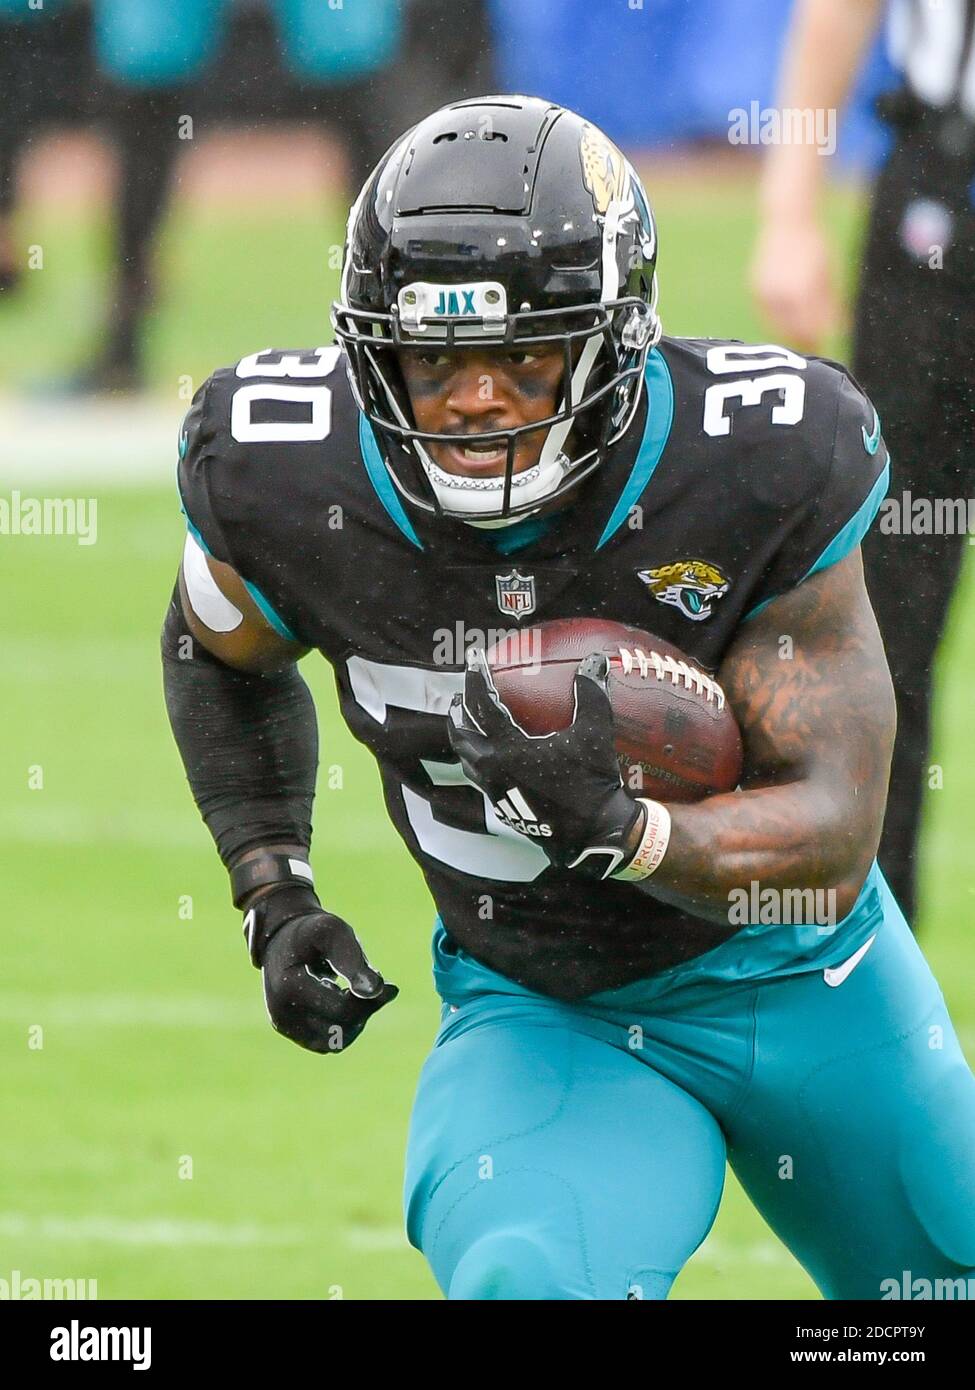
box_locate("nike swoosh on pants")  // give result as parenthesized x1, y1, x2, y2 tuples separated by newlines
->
(823, 933, 877, 987)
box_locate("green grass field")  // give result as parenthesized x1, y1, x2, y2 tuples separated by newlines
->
(2, 171, 973, 1299)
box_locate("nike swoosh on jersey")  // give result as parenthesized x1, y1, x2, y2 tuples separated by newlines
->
(823, 933, 877, 987)
(861, 409, 881, 456)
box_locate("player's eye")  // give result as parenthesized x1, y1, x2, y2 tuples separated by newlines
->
(407, 348, 544, 371)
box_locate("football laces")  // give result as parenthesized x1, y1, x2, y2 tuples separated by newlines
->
(615, 645, 725, 712)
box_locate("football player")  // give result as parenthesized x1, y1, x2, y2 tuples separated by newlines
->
(163, 97, 975, 1299)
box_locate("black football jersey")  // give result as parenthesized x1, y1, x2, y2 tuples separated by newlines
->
(177, 338, 890, 1000)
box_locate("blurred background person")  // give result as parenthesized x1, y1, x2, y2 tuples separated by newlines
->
(0, 0, 90, 297)
(78, 0, 407, 392)
(751, 0, 975, 928)
(0, 0, 493, 391)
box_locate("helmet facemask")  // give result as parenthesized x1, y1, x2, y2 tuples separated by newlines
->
(332, 293, 658, 525)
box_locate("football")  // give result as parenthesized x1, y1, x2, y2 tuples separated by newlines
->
(485, 617, 743, 802)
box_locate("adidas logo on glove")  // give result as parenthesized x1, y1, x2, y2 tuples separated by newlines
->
(493, 786, 552, 838)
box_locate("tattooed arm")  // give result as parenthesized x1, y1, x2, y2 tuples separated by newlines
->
(632, 547, 896, 923)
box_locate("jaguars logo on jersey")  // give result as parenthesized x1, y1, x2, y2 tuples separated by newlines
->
(637, 559, 731, 622)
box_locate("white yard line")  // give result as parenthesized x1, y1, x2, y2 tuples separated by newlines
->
(0, 994, 255, 1029)
(0, 395, 180, 485)
(0, 1211, 306, 1247)
(0, 806, 387, 851)
(693, 1233, 795, 1269)
(0, 1211, 414, 1254)
(0, 1210, 796, 1269)
(344, 1226, 413, 1253)
(0, 807, 218, 851)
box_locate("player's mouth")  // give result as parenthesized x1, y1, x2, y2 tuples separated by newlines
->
(436, 440, 511, 475)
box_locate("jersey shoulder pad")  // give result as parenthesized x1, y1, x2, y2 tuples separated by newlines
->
(176, 367, 233, 564)
(176, 345, 355, 566)
(661, 338, 889, 612)
(665, 336, 842, 488)
(664, 336, 888, 515)
(749, 353, 890, 614)
(802, 354, 889, 557)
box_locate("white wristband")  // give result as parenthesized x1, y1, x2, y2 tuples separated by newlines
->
(612, 799, 672, 881)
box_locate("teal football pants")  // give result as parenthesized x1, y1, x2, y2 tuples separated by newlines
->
(403, 905, 975, 1299)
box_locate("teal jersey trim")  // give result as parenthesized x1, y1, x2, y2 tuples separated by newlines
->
(582, 859, 890, 1010)
(485, 514, 557, 554)
(432, 858, 893, 1015)
(804, 457, 890, 580)
(182, 516, 298, 643)
(241, 579, 298, 643)
(183, 515, 210, 553)
(358, 415, 424, 550)
(745, 457, 891, 623)
(595, 348, 675, 551)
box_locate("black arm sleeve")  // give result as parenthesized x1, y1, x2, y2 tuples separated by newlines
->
(161, 582, 318, 868)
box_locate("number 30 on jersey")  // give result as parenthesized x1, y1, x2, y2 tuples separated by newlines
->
(702, 343, 807, 438)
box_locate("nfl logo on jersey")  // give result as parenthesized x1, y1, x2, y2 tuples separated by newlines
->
(495, 571, 536, 618)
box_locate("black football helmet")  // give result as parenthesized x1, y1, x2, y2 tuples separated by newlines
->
(331, 95, 661, 526)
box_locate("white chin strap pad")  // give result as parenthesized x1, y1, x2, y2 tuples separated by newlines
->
(423, 453, 568, 516)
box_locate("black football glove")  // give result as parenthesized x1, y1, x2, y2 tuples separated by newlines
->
(448, 648, 647, 881)
(242, 885, 398, 1053)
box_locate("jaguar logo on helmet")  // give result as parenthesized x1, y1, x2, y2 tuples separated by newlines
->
(331, 96, 662, 528)
(579, 124, 628, 215)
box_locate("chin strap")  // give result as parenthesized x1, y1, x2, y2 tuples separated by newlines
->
(463, 512, 541, 530)
(424, 452, 570, 519)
